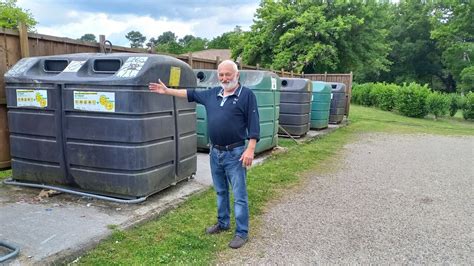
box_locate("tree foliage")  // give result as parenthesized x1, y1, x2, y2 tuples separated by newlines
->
(431, 0, 474, 92)
(209, 26, 243, 49)
(78, 33, 97, 43)
(381, 0, 444, 88)
(125, 30, 146, 48)
(234, 0, 392, 79)
(0, 0, 36, 30)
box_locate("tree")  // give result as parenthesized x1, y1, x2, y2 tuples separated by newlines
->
(125, 30, 146, 48)
(431, 0, 474, 92)
(209, 26, 243, 49)
(380, 0, 445, 90)
(234, 0, 392, 79)
(78, 33, 97, 43)
(147, 31, 182, 54)
(179, 35, 207, 52)
(0, 0, 37, 30)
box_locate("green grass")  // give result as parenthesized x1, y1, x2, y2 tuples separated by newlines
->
(1, 105, 471, 264)
(0, 169, 11, 181)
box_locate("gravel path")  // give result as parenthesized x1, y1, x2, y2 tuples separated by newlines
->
(220, 133, 474, 264)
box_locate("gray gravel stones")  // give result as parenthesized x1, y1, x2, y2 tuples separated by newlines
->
(221, 133, 474, 264)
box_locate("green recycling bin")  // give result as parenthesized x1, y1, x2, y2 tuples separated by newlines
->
(310, 81, 331, 130)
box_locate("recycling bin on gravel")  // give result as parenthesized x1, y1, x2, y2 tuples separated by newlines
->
(310, 81, 331, 130)
(4, 53, 197, 199)
(278, 78, 312, 137)
(194, 69, 280, 154)
(328, 82, 346, 124)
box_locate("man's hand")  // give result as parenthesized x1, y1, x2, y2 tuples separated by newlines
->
(239, 147, 255, 167)
(148, 79, 187, 98)
(240, 139, 257, 167)
(148, 79, 168, 94)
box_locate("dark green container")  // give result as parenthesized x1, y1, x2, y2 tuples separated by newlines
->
(310, 81, 331, 129)
(194, 69, 280, 153)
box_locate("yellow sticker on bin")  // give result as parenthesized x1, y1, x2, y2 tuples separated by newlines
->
(169, 67, 181, 87)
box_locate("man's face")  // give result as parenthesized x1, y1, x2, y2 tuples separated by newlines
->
(218, 64, 239, 91)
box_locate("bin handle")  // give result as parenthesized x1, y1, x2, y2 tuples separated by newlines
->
(103, 40, 113, 54)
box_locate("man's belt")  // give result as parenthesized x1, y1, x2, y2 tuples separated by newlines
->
(212, 141, 245, 151)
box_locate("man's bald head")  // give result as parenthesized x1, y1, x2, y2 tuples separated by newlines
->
(218, 60, 239, 73)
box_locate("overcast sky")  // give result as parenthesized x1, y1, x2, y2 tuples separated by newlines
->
(16, 0, 260, 47)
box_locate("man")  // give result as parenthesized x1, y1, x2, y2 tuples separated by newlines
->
(148, 60, 259, 249)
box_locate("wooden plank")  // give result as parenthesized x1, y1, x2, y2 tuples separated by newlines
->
(18, 22, 30, 58)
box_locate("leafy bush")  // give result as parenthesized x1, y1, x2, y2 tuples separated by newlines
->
(458, 66, 474, 94)
(461, 92, 474, 120)
(373, 83, 399, 111)
(448, 94, 461, 117)
(395, 83, 430, 118)
(352, 83, 377, 106)
(426, 92, 449, 119)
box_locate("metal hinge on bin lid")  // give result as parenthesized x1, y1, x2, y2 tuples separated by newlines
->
(115, 57, 148, 78)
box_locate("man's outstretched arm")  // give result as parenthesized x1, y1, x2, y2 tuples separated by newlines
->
(149, 79, 187, 98)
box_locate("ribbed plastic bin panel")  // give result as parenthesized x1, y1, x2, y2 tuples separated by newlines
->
(328, 82, 346, 124)
(310, 81, 332, 129)
(278, 78, 312, 136)
(5, 53, 197, 198)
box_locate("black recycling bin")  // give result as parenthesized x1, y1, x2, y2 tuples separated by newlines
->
(4, 53, 197, 199)
(328, 82, 346, 124)
(278, 78, 312, 136)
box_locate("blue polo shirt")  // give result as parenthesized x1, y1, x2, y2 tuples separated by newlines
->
(187, 85, 260, 146)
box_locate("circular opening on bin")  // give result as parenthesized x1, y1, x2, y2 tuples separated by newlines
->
(281, 80, 288, 87)
(196, 71, 206, 81)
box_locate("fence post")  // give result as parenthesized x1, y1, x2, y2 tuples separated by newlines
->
(256, 63, 260, 70)
(290, 70, 294, 77)
(237, 57, 243, 70)
(281, 68, 284, 77)
(18, 22, 30, 58)
(99, 35, 105, 53)
(215, 56, 221, 69)
(188, 52, 193, 67)
(324, 71, 327, 81)
(301, 72, 304, 78)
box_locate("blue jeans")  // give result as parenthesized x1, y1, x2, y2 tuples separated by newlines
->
(210, 145, 249, 239)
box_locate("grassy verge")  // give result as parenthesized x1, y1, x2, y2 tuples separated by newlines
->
(2, 105, 471, 264)
(0, 169, 11, 181)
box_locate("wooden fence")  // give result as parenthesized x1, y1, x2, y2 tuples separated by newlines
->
(0, 26, 353, 169)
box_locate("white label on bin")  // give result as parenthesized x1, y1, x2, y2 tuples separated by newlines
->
(271, 77, 277, 90)
(63, 61, 86, 72)
(74, 91, 115, 112)
(115, 57, 148, 78)
(17, 89, 48, 108)
(331, 93, 334, 100)
(311, 95, 314, 101)
(5, 58, 36, 77)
